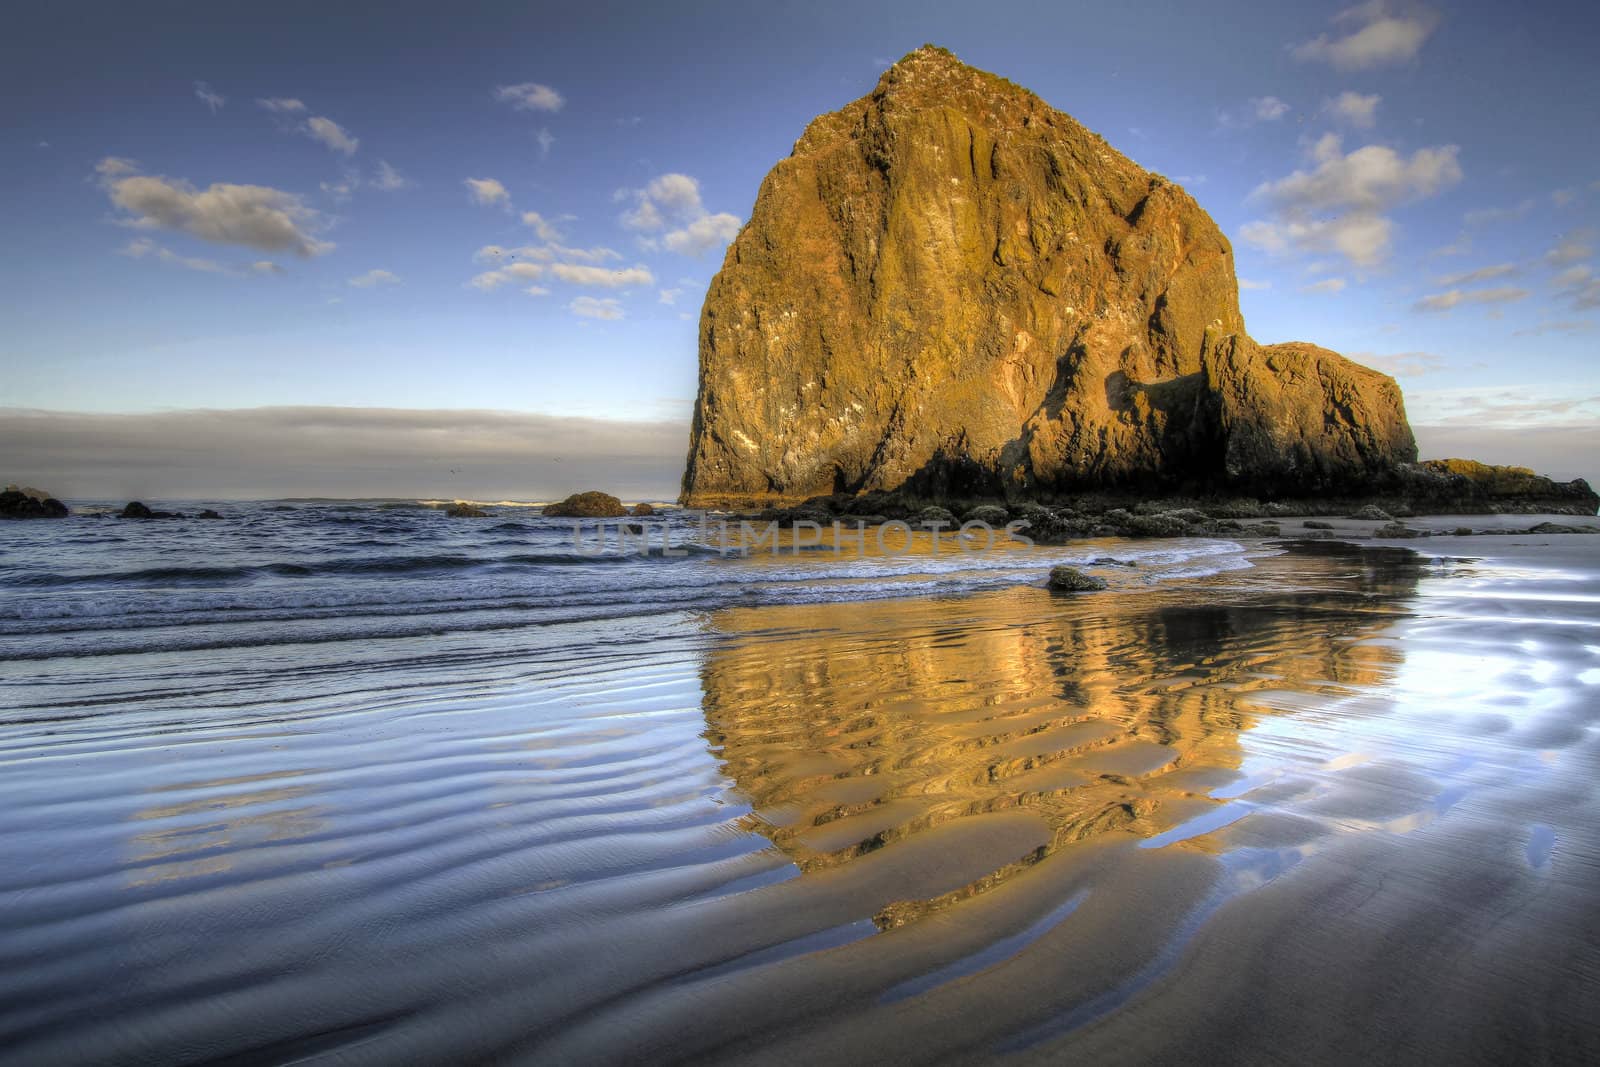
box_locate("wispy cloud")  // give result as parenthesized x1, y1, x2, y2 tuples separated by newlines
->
(1326, 90, 1380, 128)
(549, 264, 654, 288)
(101, 163, 332, 257)
(470, 262, 546, 291)
(1292, 1, 1440, 70)
(194, 81, 225, 113)
(305, 116, 359, 155)
(1545, 229, 1594, 267)
(476, 243, 620, 266)
(494, 82, 565, 112)
(1412, 286, 1529, 312)
(536, 128, 555, 157)
(464, 177, 511, 209)
(521, 211, 561, 241)
(1464, 199, 1535, 227)
(1300, 277, 1347, 294)
(256, 97, 305, 113)
(1239, 132, 1460, 267)
(570, 296, 624, 320)
(372, 161, 412, 191)
(1350, 350, 1446, 377)
(1553, 264, 1600, 311)
(617, 173, 742, 256)
(1251, 96, 1290, 121)
(348, 269, 400, 288)
(1433, 263, 1517, 286)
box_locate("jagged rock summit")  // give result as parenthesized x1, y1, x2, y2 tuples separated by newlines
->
(680, 45, 1420, 507)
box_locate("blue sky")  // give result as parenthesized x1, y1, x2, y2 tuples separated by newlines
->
(4, 0, 1598, 496)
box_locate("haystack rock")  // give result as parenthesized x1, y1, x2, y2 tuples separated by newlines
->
(680, 46, 1421, 507)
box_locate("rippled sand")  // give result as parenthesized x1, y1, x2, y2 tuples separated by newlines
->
(2, 537, 1598, 1064)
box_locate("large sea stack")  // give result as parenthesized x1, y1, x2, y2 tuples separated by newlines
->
(681, 47, 1444, 508)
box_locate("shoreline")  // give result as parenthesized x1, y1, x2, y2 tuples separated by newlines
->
(2, 517, 1599, 1062)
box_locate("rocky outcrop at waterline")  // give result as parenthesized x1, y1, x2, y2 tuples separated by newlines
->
(543, 491, 628, 518)
(678, 46, 1591, 514)
(1, 485, 68, 519)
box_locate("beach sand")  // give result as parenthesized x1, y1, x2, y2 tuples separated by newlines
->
(2, 529, 1598, 1064)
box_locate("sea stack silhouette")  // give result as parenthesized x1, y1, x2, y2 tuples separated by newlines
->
(680, 46, 1592, 512)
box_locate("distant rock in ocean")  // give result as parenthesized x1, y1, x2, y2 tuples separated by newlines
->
(446, 504, 490, 518)
(679, 46, 1592, 513)
(119, 501, 184, 519)
(543, 491, 628, 518)
(1, 485, 69, 519)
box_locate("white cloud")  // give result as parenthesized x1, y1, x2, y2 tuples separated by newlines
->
(1433, 263, 1517, 286)
(1252, 96, 1290, 121)
(1241, 215, 1392, 269)
(1546, 230, 1594, 267)
(1237, 278, 1271, 291)
(257, 97, 306, 113)
(645, 174, 704, 216)
(475, 243, 620, 265)
(1553, 265, 1592, 289)
(1256, 133, 1461, 212)
(1551, 188, 1577, 207)
(349, 269, 401, 288)
(1351, 351, 1446, 377)
(1240, 133, 1460, 267)
(536, 128, 554, 157)
(1300, 278, 1347, 294)
(306, 116, 359, 156)
(252, 261, 283, 275)
(1464, 199, 1535, 227)
(571, 296, 624, 320)
(1292, 1, 1440, 70)
(1406, 384, 1600, 431)
(617, 172, 743, 256)
(465, 177, 511, 209)
(469, 262, 547, 291)
(1327, 91, 1381, 128)
(495, 82, 564, 112)
(658, 287, 683, 304)
(1553, 264, 1600, 311)
(549, 263, 654, 288)
(663, 213, 742, 255)
(106, 173, 332, 257)
(95, 156, 140, 178)
(194, 81, 225, 113)
(373, 161, 412, 191)
(320, 172, 360, 201)
(521, 211, 562, 241)
(1413, 286, 1529, 312)
(119, 238, 230, 275)
(525, 285, 550, 296)
(620, 196, 664, 231)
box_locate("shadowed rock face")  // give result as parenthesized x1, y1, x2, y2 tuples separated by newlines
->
(680, 46, 1418, 507)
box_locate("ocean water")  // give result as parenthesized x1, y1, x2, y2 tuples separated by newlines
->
(3, 505, 1598, 1064)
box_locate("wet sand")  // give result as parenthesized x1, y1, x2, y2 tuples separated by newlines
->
(2, 532, 1598, 1064)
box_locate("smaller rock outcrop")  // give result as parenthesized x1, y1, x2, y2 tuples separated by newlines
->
(197, 509, 223, 520)
(631, 502, 655, 517)
(1, 485, 68, 519)
(1048, 566, 1108, 592)
(446, 504, 490, 518)
(544, 491, 628, 518)
(119, 501, 184, 519)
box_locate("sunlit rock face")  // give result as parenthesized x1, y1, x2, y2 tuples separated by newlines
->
(680, 45, 1417, 507)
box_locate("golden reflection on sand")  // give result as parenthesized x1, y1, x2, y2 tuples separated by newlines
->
(701, 548, 1415, 926)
